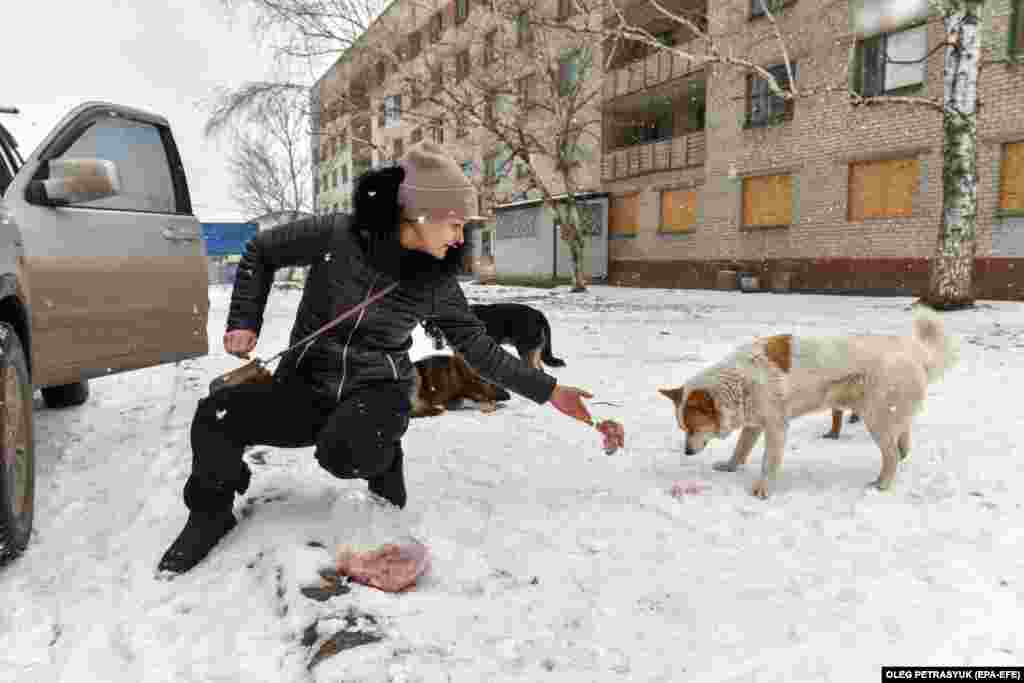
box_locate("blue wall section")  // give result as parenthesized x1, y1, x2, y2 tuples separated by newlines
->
(201, 222, 259, 256)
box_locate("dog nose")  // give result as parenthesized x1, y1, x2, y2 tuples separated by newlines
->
(684, 445, 696, 456)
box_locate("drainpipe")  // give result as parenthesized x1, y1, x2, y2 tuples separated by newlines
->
(552, 205, 558, 282)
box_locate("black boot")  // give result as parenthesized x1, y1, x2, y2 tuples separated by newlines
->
(368, 449, 406, 509)
(157, 508, 237, 574)
(158, 475, 243, 575)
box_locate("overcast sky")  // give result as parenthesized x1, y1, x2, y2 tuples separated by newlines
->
(6, 0, 332, 222)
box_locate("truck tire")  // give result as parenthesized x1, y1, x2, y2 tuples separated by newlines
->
(41, 380, 89, 409)
(0, 323, 34, 565)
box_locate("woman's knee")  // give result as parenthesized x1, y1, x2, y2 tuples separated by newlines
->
(314, 386, 410, 479)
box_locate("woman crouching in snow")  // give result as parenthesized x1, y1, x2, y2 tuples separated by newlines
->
(158, 142, 595, 575)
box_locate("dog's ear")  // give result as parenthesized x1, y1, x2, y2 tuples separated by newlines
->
(683, 389, 720, 431)
(658, 386, 684, 403)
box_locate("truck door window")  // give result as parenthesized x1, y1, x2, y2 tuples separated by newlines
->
(57, 117, 176, 213)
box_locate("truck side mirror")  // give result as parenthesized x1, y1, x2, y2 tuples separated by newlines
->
(26, 158, 121, 206)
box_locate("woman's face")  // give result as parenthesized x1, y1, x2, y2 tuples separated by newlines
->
(403, 217, 465, 259)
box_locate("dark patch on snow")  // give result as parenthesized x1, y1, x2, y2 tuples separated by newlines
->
(305, 610, 384, 669)
(300, 572, 351, 602)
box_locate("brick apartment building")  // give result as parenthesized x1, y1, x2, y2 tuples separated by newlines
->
(312, 0, 1024, 299)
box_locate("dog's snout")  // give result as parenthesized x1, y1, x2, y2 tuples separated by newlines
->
(684, 445, 697, 456)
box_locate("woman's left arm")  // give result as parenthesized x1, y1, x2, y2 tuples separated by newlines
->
(432, 278, 556, 405)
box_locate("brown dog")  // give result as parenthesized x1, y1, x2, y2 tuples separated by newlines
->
(410, 354, 512, 417)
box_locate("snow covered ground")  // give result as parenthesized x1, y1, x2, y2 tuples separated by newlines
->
(1, 282, 1021, 682)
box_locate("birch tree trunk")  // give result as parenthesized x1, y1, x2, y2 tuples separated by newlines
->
(924, 0, 983, 309)
(555, 200, 588, 292)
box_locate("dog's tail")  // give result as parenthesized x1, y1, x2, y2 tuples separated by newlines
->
(540, 317, 566, 367)
(911, 304, 960, 383)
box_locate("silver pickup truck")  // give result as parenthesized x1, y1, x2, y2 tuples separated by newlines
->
(0, 102, 210, 565)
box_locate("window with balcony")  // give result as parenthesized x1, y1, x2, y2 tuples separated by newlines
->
(848, 157, 919, 221)
(855, 23, 927, 97)
(455, 0, 469, 25)
(485, 91, 496, 127)
(558, 49, 585, 97)
(430, 12, 443, 42)
(411, 127, 423, 143)
(483, 30, 497, 66)
(517, 73, 536, 109)
(407, 31, 421, 60)
(376, 60, 387, 87)
(742, 173, 794, 228)
(432, 125, 445, 144)
(382, 94, 402, 127)
(432, 66, 444, 94)
(557, 0, 577, 20)
(516, 12, 532, 47)
(747, 62, 796, 128)
(394, 138, 405, 160)
(456, 49, 470, 81)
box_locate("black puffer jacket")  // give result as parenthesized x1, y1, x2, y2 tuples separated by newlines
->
(226, 170, 556, 406)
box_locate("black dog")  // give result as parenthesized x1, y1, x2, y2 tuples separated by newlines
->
(424, 303, 566, 370)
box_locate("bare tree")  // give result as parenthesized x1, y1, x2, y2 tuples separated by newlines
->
(366, 0, 619, 291)
(214, 0, 620, 291)
(608, 0, 984, 309)
(218, 88, 313, 218)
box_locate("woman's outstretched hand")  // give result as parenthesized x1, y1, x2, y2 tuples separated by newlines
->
(549, 385, 626, 454)
(549, 384, 595, 425)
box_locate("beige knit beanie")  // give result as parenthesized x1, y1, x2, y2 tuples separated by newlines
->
(397, 142, 484, 222)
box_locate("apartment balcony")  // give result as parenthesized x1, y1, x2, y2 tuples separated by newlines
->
(601, 131, 705, 181)
(603, 46, 705, 102)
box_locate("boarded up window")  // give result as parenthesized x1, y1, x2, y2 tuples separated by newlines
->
(610, 193, 640, 236)
(1000, 141, 1024, 211)
(660, 188, 697, 233)
(848, 157, 918, 221)
(742, 174, 793, 227)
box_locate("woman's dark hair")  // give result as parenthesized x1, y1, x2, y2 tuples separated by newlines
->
(350, 164, 468, 283)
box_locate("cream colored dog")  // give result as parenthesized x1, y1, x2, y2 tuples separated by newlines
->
(658, 306, 959, 499)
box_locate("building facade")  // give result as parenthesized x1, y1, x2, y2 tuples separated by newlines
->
(313, 0, 1024, 299)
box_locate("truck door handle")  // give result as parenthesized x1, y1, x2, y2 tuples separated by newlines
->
(162, 226, 200, 242)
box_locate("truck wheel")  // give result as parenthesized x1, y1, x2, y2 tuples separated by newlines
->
(0, 323, 34, 565)
(41, 380, 89, 409)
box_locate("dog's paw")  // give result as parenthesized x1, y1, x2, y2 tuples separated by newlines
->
(712, 460, 739, 473)
(750, 479, 772, 499)
(870, 478, 894, 492)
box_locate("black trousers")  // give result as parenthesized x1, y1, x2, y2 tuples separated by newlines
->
(183, 376, 411, 512)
